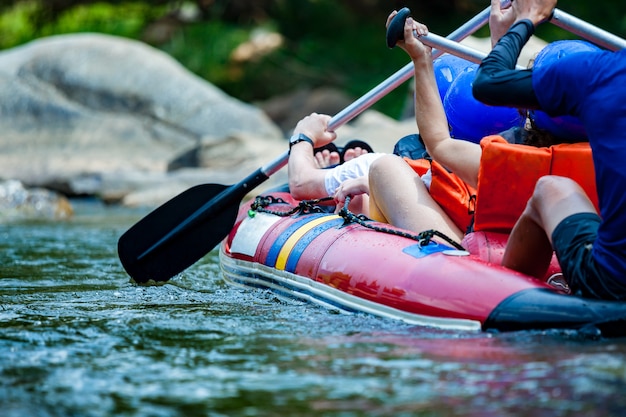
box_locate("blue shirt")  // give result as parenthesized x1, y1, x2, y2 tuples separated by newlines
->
(533, 49, 626, 282)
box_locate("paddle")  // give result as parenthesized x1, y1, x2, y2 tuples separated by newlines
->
(117, 6, 496, 284)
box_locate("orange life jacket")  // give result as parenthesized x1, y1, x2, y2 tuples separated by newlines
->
(404, 158, 477, 233)
(404, 135, 597, 235)
(473, 135, 598, 233)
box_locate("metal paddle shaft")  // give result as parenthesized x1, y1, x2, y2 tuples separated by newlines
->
(116, 6, 493, 283)
(550, 8, 626, 51)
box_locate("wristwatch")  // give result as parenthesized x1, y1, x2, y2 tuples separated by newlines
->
(289, 133, 314, 150)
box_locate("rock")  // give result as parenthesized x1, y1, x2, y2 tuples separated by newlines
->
(116, 166, 289, 208)
(0, 33, 282, 197)
(0, 180, 73, 221)
(103, 131, 289, 207)
(168, 131, 286, 171)
(259, 87, 355, 134)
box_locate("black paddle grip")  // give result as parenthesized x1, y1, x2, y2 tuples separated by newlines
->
(386, 7, 412, 48)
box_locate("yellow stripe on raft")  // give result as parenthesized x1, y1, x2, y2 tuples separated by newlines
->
(275, 215, 341, 270)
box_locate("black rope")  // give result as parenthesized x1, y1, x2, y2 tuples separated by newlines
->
(250, 195, 334, 217)
(337, 197, 466, 250)
(249, 194, 466, 250)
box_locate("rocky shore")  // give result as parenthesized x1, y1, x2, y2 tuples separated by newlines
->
(0, 32, 545, 219)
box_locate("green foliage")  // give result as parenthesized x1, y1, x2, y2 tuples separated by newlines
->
(0, 1, 163, 50)
(159, 21, 250, 87)
(41, 2, 163, 38)
(2, 0, 625, 120)
(0, 1, 39, 49)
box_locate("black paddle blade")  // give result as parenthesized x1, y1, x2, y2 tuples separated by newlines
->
(118, 183, 239, 283)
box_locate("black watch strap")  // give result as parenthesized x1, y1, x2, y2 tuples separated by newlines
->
(289, 133, 314, 149)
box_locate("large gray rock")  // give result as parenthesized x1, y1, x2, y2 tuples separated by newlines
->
(0, 33, 283, 197)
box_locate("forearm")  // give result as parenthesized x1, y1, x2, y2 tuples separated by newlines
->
(473, 19, 539, 109)
(413, 59, 481, 188)
(288, 144, 329, 200)
(413, 59, 451, 155)
(288, 112, 338, 199)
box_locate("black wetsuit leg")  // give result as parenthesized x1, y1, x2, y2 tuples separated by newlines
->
(473, 19, 540, 109)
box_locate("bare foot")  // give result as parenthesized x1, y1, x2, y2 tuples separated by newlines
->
(342, 147, 369, 162)
(314, 149, 341, 168)
(340, 140, 374, 163)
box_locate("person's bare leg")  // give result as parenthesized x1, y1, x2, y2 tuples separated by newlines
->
(369, 154, 464, 243)
(502, 205, 554, 278)
(503, 175, 597, 278)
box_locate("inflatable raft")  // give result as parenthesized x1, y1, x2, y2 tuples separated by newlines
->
(220, 190, 626, 336)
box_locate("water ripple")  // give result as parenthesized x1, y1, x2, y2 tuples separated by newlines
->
(1, 201, 625, 416)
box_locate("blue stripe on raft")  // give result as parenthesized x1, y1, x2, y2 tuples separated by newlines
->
(265, 213, 330, 267)
(284, 218, 345, 272)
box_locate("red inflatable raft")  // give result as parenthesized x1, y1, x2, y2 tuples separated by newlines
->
(220, 191, 626, 335)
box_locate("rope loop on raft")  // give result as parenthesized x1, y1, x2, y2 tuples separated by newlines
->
(338, 197, 465, 250)
(250, 194, 465, 251)
(250, 195, 334, 217)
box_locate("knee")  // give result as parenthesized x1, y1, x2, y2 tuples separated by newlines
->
(533, 175, 559, 196)
(368, 155, 409, 200)
(369, 154, 404, 178)
(533, 176, 578, 200)
(521, 176, 559, 216)
(527, 175, 582, 216)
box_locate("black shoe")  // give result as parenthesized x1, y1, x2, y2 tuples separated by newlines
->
(313, 142, 341, 169)
(314, 142, 340, 155)
(339, 139, 375, 164)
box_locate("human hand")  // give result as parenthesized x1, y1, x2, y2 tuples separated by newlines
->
(385, 11, 431, 63)
(293, 113, 337, 148)
(512, 0, 557, 27)
(489, 0, 516, 47)
(333, 177, 369, 207)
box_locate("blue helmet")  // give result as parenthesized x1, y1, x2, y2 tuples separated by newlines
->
(433, 53, 473, 103)
(444, 65, 525, 143)
(533, 39, 602, 71)
(531, 40, 602, 141)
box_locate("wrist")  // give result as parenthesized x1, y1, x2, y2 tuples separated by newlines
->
(412, 55, 432, 71)
(508, 19, 535, 39)
(289, 133, 314, 151)
(515, 13, 549, 28)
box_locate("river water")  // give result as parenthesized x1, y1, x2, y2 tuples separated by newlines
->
(1, 199, 626, 417)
